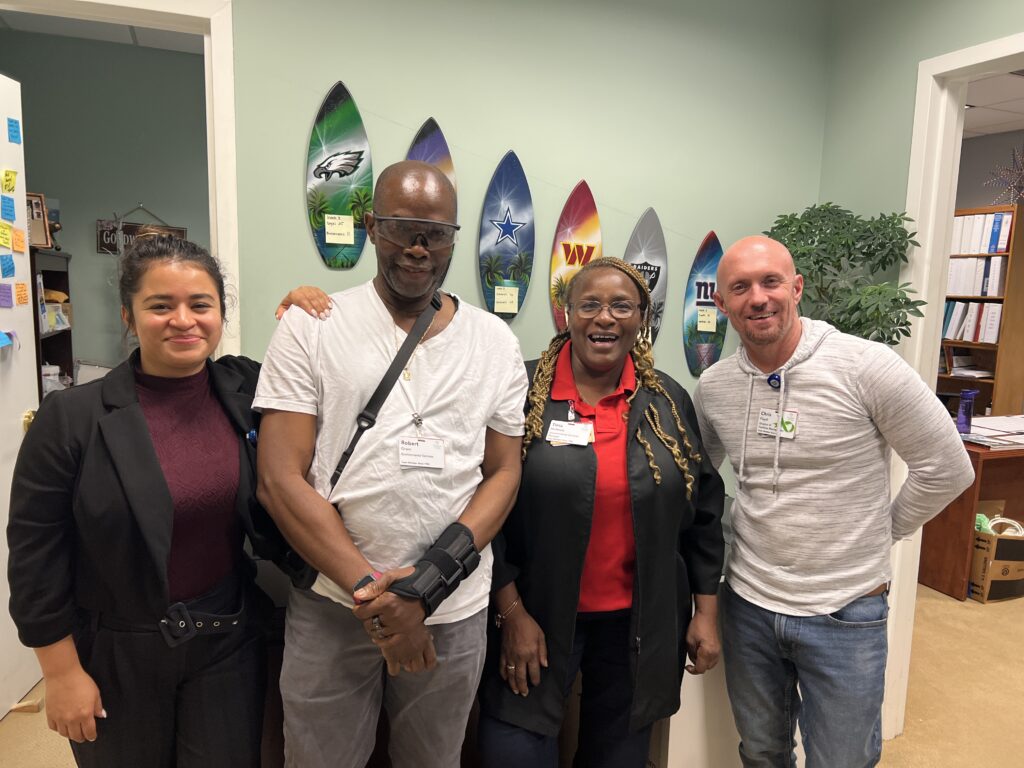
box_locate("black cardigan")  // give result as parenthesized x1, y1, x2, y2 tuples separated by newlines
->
(6, 352, 271, 648)
(478, 362, 725, 735)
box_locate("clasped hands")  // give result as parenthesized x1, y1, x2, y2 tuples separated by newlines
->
(352, 566, 437, 676)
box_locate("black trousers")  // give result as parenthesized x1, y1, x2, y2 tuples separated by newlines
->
(70, 583, 267, 768)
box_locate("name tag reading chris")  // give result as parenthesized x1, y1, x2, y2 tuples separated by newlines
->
(398, 436, 445, 469)
(756, 408, 798, 439)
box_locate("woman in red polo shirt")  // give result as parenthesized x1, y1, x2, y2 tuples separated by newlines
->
(477, 258, 725, 768)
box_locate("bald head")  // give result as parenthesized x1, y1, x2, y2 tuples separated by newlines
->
(373, 160, 456, 222)
(718, 236, 796, 287)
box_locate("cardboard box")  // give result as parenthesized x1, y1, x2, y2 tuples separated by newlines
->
(969, 529, 1024, 603)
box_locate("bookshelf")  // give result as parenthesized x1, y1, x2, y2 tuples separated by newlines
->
(937, 204, 1024, 416)
(29, 247, 73, 401)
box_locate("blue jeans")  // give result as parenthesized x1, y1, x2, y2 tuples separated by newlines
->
(477, 610, 651, 768)
(720, 581, 888, 768)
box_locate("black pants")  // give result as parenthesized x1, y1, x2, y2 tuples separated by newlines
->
(70, 582, 267, 768)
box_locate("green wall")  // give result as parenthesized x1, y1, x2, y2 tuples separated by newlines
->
(233, 0, 829, 388)
(0, 30, 208, 367)
(819, 0, 1024, 215)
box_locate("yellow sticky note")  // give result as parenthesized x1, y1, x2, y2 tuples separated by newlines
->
(697, 306, 718, 333)
(325, 213, 354, 245)
(2, 170, 16, 193)
(12, 227, 25, 252)
(494, 284, 520, 314)
(0, 223, 11, 249)
(15, 281, 29, 305)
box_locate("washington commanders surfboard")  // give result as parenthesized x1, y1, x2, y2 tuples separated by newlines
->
(406, 117, 457, 191)
(549, 181, 602, 331)
(477, 151, 534, 319)
(305, 81, 372, 269)
(683, 231, 729, 376)
(623, 207, 669, 344)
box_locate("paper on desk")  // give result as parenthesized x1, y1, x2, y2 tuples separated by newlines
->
(971, 415, 1024, 434)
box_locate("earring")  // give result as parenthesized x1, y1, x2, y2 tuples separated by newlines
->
(563, 307, 570, 326)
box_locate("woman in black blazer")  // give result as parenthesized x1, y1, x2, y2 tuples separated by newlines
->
(7, 234, 322, 767)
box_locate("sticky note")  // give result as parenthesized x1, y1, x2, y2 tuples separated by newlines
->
(0, 284, 13, 307)
(0, 330, 11, 349)
(697, 306, 718, 333)
(15, 282, 29, 304)
(2, 170, 15, 193)
(1, 254, 13, 277)
(7, 118, 21, 144)
(0, 195, 14, 222)
(0, 224, 11, 249)
(12, 227, 24, 252)
(494, 285, 520, 314)
(325, 213, 354, 245)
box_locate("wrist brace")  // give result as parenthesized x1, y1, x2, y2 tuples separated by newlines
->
(388, 522, 480, 616)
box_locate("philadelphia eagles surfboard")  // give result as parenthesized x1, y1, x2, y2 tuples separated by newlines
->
(623, 207, 669, 344)
(477, 151, 534, 319)
(305, 81, 372, 269)
(549, 181, 602, 332)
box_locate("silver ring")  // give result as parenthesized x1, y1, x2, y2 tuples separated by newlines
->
(506, 664, 516, 671)
(372, 616, 383, 633)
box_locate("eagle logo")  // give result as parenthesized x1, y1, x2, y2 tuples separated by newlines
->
(314, 150, 365, 181)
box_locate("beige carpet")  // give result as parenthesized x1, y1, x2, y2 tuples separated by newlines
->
(2, 585, 1021, 767)
(880, 585, 1024, 767)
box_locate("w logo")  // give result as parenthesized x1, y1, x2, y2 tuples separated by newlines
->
(562, 242, 596, 266)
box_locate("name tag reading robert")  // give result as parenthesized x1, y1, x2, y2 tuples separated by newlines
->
(399, 436, 445, 469)
(757, 408, 798, 439)
(545, 420, 594, 446)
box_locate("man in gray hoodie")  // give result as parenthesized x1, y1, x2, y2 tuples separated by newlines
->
(694, 235, 973, 768)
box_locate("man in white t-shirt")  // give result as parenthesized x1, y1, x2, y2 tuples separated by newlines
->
(254, 160, 528, 768)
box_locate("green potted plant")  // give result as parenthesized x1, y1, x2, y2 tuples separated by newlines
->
(765, 203, 925, 345)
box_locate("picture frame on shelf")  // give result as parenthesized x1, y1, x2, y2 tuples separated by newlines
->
(26, 192, 52, 249)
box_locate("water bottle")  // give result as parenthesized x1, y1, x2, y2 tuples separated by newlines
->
(956, 389, 979, 434)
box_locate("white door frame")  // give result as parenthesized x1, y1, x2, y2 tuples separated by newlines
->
(0, 0, 241, 354)
(886, 31, 1024, 738)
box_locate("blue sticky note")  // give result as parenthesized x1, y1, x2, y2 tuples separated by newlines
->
(0, 195, 14, 222)
(1, 254, 14, 277)
(0, 283, 13, 307)
(0, 330, 11, 349)
(7, 118, 21, 144)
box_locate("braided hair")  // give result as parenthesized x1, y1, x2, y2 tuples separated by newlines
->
(523, 257, 701, 498)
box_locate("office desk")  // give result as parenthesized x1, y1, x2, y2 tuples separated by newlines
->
(918, 442, 1024, 600)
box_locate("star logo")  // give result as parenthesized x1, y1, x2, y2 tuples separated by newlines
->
(490, 207, 526, 247)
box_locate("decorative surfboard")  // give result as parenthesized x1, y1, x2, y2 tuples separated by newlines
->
(406, 117, 456, 191)
(549, 181, 602, 331)
(477, 151, 534, 319)
(683, 231, 729, 376)
(623, 207, 669, 344)
(305, 81, 372, 269)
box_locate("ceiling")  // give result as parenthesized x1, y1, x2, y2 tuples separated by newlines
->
(964, 72, 1024, 137)
(0, 10, 202, 55)
(2, 11, 1023, 138)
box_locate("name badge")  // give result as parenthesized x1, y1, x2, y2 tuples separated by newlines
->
(757, 408, 798, 439)
(398, 436, 445, 469)
(545, 419, 594, 446)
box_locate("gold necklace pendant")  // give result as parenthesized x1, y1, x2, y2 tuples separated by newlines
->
(403, 367, 412, 381)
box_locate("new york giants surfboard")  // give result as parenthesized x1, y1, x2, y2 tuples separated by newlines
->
(683, 231, 729, 376)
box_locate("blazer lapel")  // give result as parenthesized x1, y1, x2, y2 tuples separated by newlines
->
(98, 358, 174, 595)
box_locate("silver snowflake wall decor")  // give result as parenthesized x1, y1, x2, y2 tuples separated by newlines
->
(985, 143, 1024, 205)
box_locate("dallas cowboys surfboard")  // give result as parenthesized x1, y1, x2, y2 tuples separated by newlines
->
(305, 81, 372, 269)
(623, 207, 668, 344)
(683, 231, 729, 376)
(549, 181, 602, 332)
(477, 151, 534, 318)
(406, 117, 457, 191)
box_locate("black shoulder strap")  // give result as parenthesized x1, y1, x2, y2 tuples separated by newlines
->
(330, 291, 443, 487)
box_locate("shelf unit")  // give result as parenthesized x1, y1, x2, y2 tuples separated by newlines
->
(29, 247, 73, 401)
(937, 204, 1024, 416)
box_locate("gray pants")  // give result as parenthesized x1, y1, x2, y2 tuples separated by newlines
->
(281, 587, 486, 768)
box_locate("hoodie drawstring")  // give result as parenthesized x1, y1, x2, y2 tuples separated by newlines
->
(737, 374, 755, 489)
(772, 372, 786, 495)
